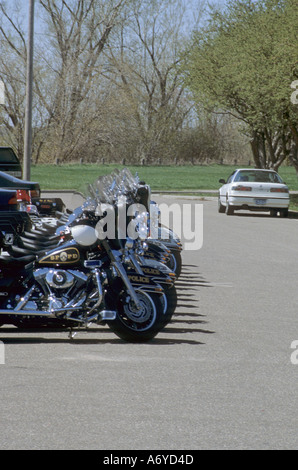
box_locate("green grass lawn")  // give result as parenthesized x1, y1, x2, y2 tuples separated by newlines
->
(32, 163, 228, 192)
(31, 162, 298, 191)
(31, 163, 298, 209)
(289, 194, 298, 211)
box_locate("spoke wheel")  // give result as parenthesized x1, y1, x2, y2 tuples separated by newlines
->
(166, 250, 182, 278)
(107, 289, 164, 342)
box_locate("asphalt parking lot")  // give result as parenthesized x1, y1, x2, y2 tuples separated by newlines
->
(0, 197, 297, 450)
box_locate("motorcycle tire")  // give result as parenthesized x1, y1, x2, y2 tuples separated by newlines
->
(160, 284, 178, 329)
(107, 289, 165, 343)
(166, 250, 182, 278)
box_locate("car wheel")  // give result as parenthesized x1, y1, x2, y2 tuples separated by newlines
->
(225, 199, 234, 215)
(218, 197, 225, 213)
(280, 208, 288, 218)
(270, 209, 278, 217)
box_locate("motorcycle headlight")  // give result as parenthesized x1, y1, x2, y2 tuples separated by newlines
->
(136, 212, 149, 240)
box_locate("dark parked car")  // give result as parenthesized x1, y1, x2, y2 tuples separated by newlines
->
(0, 189, 18, 211)
(0, 147, 22, 178)
(0, 171, 40, 210)
(0, 171, 40, 195)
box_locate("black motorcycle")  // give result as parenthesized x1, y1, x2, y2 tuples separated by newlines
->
(0, 203, 176, 343)
(0, 168, 179, 341)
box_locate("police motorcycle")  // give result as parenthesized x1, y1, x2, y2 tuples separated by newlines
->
(125, 169, 183, 278)
(49, 168, 178, 330)
(0, 174, 174, 342)
(93, 168, 183, 277)
(78, 169, 178, 328)
(52, 168, 183, 278)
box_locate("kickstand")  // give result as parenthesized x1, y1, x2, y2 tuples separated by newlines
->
(68, 328, 77, 340)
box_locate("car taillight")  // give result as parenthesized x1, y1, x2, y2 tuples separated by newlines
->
(8, 195, 18, 205)
(270, 187, 289, 193)
(232, 185, 252, 191)
(16, 189, 31, 202)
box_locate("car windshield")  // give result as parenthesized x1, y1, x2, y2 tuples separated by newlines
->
(0, 148, 19, 163)
(234, 170, 283, 184)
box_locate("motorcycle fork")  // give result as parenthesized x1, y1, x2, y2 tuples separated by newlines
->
(101, 240, 141, 309)
(127, 252, 144, 275)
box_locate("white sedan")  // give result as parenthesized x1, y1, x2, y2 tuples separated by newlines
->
(218, 169, 290, 217)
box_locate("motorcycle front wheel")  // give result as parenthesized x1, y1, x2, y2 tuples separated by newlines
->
(166, 250, 182, 278)
(107, 289, 164, 342)
(159, 285, 178, 329)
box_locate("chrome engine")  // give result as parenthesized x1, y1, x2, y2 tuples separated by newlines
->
(34, 268, 88, 291)
(0, 266, 116, 324)
(45, 270, 75, 289)
(33, 268, 90, 312)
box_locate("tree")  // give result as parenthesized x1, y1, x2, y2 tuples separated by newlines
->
(0, 1, 27, 156)
(1, 0, 240, 166)
(0, 0, 130, 163)
(36, 0, 129, 162)
(183, 0, 298, 170)
(102, 0, 206, 163)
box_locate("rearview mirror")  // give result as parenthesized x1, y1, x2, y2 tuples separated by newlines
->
(219, 179, 226, 184)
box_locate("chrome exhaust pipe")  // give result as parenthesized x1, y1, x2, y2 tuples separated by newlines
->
(0, 305, 84, 317)
(0, 308, 116, 322)
(0, 309, 55, 317)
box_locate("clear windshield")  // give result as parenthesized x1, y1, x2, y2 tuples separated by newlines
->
(84, 167, 140, 205)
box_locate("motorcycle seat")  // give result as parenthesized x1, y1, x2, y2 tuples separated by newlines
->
(23, 231, 59, 242)
(19, 235, 57, 248)
(27, 227, 57, 236)
(6, 244, 47, 258)
(0, 253, 36, 266)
